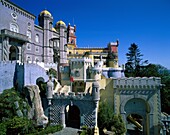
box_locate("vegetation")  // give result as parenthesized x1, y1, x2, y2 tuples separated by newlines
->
(0, 88, 29, 121)
(80, 126, 94, 135)
(125, 43, 170, 114)
(98, 101, 126, 135)
(125, 43, 148, 77)
(0, 88, 63, 135)
(48, 68, 57, 78)
(0, 117, 62, 135)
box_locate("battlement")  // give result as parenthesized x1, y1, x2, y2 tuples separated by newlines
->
(0, 60, 23, 66)
(53, 92, 93, 100)
(27, 61, 57, 70)
(113, 77, 161, 89)
(70, 57, 92, 63)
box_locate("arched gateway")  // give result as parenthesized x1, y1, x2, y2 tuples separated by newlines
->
(113, 77, 161, 135)
(47, 82, 100, 129)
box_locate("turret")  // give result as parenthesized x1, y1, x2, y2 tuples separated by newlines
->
(92, 81, 100, 101)
(46, 76, 54, 105)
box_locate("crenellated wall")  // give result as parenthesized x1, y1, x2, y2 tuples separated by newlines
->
(112, 77, 162, 135)
(113, 77, 161, 89)
(0, 61, 49, 92)
(0, 61, 17, 93)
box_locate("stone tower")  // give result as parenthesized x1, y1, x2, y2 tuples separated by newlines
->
(38, 10, 54, 63)
(67, 23, 77, 47)
(55, 20, 67, 65)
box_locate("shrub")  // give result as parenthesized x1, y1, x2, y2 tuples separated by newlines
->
(0, 122, 7, 135)
(80, 126, 93, 135)
(98, 101, 126, 135)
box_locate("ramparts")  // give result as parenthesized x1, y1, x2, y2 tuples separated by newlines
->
(0, 61, 49, 92)
(113, 77, 161, 89)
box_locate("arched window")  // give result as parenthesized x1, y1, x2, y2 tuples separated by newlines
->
(35, 34, 39, 43)
(27, 55, 31, 62)
(27, 43, 31, 50)
(27, 30, 31, 41)
(49, 22, 52, 30)
(9, 46, 19, 60)
(10, 23, 19, 33)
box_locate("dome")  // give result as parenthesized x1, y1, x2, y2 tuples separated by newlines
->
(40, 10, 51, 16)
(56, 20, 66, 26)
(52, 27, 57, 32)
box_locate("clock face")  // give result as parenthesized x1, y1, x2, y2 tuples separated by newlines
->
(75, 70, 80, 77)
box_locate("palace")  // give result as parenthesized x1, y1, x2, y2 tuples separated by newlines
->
(0, 0, 168, 135)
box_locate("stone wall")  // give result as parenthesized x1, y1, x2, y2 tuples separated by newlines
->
(0, 61, 16, 93)
(49, 92, 98, 128)
(0, 61, 49, 93)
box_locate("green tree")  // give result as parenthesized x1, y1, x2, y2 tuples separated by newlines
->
(125, 43, 148, 77)
(141, 64, 170, 113)
(98, 101, 126, 135)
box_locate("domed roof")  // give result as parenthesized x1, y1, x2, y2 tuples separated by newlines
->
(56, 20, 66, 26)
(52, 27, 57, 32)
(40, 10, 51, 16)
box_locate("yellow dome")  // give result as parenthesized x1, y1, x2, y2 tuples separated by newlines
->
(52, 27, 57, 32)
(40, 10, 51, 16)
(56, 20, 66, 26)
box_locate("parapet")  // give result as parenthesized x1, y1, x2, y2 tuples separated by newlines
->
(26, 61, 57, 70)
(70, 57, 92, 63)
(113, 77, 161, 90)
(53, 92, 93, 101)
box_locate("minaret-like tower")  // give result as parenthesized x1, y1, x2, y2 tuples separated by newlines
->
(55, 20, 67, 65)
(38, 10, 54, 63)
(67, 23, 77, 48)
(107, 40, 119, 68)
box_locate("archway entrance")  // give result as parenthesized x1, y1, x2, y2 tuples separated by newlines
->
(124, 98, 149, 135)
(65, 105, 80, 128)
(9, 46, 19, 60)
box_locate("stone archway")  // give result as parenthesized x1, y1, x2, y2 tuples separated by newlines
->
(65, 105, 80, 128)
(9, 46, 19, 60)
(124, 98, 149, 135)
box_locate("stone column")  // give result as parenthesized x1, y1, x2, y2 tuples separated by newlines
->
(149, 113, 154, 135)
(60, 107, 66, 128)
(94, 102, 99, 135)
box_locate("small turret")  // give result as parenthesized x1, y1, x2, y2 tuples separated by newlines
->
(92, 81, 100, 101)
(46, 76, 54, 105)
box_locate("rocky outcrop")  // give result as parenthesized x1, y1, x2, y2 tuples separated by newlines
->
(23, 85, 48, 127)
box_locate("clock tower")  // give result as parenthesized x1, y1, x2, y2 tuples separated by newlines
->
(67, 23, 77, 49)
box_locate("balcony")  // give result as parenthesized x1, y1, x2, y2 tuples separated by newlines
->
(0, 29, 29, 42)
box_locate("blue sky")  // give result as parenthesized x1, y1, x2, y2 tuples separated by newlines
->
(11, 0, 170, 69)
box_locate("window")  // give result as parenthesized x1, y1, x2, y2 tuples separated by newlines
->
(35, 57, 39, 62)
(27, 30, 31, 41)
(27, 56, 31, 62)
(11, 13, 17, 22)
(35, 46, 39, 52)
(28, 22, 31, 29)
(49, 22, 52, 30)
(10, 23, 19, 33)
(27, 43, 31, 50)
(35, 34, 39, 43)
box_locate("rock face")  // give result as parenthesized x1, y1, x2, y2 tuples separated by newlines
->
(23, 85, 48, 126)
